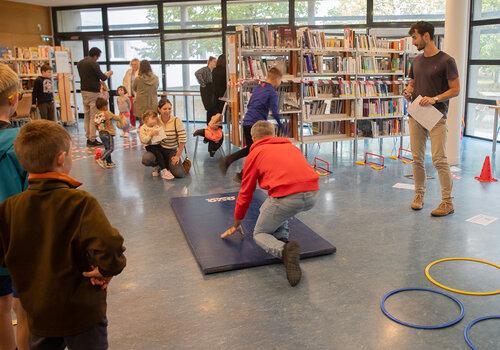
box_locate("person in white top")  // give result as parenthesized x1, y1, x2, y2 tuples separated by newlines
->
(122, 58, 139, 129)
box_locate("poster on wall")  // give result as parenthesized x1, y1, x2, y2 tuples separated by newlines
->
(55, 51, 70, 74)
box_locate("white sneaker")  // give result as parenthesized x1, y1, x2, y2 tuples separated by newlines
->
(151, 167, 160, 177)
(160, 169, 174, 180)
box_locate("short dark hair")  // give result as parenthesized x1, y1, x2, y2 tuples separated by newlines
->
(158, 98, 171, 110)
(14, 120, 71, 173)
(409, 21, 435, 40)
(95, 97, 108, 110)
(89, 47, 102, 58)
(41, 63, 52, 73)
(117, 85, 128, 94)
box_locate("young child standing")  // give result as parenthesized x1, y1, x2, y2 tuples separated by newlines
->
(139, 111, 173, 179)
(116, 86, 131, 137)
(0, 120, 126, 350)
(0, 63, 30, 350)
(94, 97, 121, 169)
(31, 63, 54, 121)
(219, 67, 283, 182)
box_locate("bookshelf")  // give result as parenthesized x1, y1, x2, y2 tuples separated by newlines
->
(232, 25, 412, 158)
(0, 46, 78, 126)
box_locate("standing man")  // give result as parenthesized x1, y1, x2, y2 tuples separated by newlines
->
(404, 21, 460, 217)
(77, 47, 113, 147)
(195, 56, 217, 124)
(122, 58, 139, 130)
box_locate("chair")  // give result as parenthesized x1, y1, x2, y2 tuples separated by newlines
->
(10, 93, 33, 127)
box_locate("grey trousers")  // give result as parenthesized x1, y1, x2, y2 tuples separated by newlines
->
(253, 191, 318, 258)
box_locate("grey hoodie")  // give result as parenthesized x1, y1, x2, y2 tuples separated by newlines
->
(132, 73, 159, 119)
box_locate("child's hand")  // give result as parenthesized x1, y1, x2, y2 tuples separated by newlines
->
(83, 266, 112, 290)
(151, 130, 159, 137)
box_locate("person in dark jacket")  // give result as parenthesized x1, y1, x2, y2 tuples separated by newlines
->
(212, 54, 227, 114)
(31, 63, 54, 121)
(77, 47, 113, 147)
(0, 120, 126, 350)
(195, 56, 217, 124)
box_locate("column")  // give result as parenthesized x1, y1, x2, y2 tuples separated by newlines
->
(443, 0, 471, 165)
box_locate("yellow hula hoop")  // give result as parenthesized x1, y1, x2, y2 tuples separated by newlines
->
(424, 258, 500, 296)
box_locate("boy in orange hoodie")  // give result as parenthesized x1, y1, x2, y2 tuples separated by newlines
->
(223, 121, 319, 286)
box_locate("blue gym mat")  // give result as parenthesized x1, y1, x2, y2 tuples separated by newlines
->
(170, 190, 336, 274)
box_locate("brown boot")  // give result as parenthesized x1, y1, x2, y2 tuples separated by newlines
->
(282, 241, 301, 287)
(411, 193, 424, 210)
(431, 202, 454, 217)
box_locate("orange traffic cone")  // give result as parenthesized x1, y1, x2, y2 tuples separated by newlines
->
(474, 156, 497, 182)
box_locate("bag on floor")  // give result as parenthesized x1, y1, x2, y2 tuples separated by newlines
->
(174, 116, 191, 174)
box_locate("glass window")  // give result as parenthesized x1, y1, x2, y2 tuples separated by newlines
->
(473, 0, 500, 20)
(468, 65, 500, 101)
(466, 102, 498, 139)
(110, 64, 163, 91)
(164, 33, 222, 61)
(56, 9, 103, 32)
(295, 0, 366, 25)
(373, 0, 445, 22)
(108, 36, 161, 61)
(470, 24, 500, 60)
(166, 63, 204, 91)
(60, 40, 84, 62)
(88, 39, 106, 62)
(163, 1, 221, 30)
(108, 5, 159, 31)
(227, 0, 289, 26)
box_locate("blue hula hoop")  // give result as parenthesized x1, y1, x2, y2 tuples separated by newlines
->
(464, 315, 500, 350)
(380, 287, 465, 330)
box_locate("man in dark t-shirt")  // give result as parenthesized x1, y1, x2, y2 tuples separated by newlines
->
(403, 21, 460, 217)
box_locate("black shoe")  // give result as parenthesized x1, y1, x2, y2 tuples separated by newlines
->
(86, 140, 97, 147)
(234, 172, 242, 183)
(209, 151, 216, 157)
(282, 241, 301, 287)
(218, 157, 229, 175)
(94, 140, 103, 146)
(193, 129, 204, 137)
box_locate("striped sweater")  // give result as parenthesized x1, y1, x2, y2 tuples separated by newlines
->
(159, 116, 187, 149)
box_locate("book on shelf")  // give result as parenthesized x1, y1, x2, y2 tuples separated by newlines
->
(303, 54, 356, 74)
(304, 79, 356, 98)
(356, 56, 403, 74)
(355, 79, 405, 97)
(355, 34, 405, 51)
(242, 57, 293, 80)
(18, 61, 48, 76)
(237, 25, 296, 48)
(309, 120, 354, 138)
(297, 27, 355, 50)
(305, 100, 355, 119)
(241, 83, 300, 112)
(12, 46, 51, 59)
(358, 119, 402, 138)
(356, 99, 404, 118)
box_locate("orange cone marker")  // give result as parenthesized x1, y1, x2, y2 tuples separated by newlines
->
(474, 156, 497, 182)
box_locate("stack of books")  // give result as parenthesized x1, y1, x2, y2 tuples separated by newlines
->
(237, 25, 296, 48)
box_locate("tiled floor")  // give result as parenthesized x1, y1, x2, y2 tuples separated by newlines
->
(70, 124, 500, 350)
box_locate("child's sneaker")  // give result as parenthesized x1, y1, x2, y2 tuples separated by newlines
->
(160, 169, 174, 180)
(151, 167, 160, 177)
(96, 158, 107, 169)
(106, 162, 116, 168)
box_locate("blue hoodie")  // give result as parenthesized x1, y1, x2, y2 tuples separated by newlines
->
(243, 82, 282, 130)
(0, 126, 28, 275)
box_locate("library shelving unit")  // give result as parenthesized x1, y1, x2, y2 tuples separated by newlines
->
(0, 46, 78, 126)
(231, 26, 411, 159)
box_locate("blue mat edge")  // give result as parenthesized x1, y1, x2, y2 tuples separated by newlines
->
(170, 195, 337, 275)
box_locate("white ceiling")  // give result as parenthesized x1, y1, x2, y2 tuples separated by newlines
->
(11, 0, 147, 6)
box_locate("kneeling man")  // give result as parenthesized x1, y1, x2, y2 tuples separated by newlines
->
(226, 121, 319, 286)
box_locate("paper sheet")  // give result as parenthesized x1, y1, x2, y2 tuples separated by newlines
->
(450, 166, 462, 173)
(393, 183, 415, 190)
(466, 214, 498, 226)
(408, 95, 443, 131)
(54, 51, 70, 74)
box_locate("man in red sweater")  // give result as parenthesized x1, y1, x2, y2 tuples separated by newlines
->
(228, 121, 319, 286)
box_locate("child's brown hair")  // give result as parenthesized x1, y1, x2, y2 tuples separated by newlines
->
(96, 97, 108, 110)
(267, 67, 283, 80)
(41, 63, 52, 73)
(0, 63, 19, 107)
(142, 110, 157, 123)
(14, 120, 72, 173)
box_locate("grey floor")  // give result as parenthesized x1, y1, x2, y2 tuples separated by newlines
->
(69, 124, 500, 350)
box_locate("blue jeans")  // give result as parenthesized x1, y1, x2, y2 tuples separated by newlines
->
(253, 191, 318, 258)
(99, 132, 114, 163)
(30, 318, 108, 350)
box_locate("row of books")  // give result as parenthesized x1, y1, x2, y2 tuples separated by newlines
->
(241, 84, 300, 112)
(241, 57, 288, 80)
(18, 61, 49, 76)
(304, 79, 355, 97)
(237, 25, 296, 48)
(0, 46, 52, 60)
(355, 80, 405, 97)
(357, 56, 403, 74)
(310, 121, 355, 137)
(356, 34, 405, 51)
(303, 55, 356, 74)
(356, 99, 405, 118)
(357, 119, 408, 138)
(305, 100, 355, 117)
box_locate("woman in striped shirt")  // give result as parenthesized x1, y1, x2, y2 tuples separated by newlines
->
(156, 98, 187, 178)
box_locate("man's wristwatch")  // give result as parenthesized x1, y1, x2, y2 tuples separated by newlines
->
(433, 96, 439, 103)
